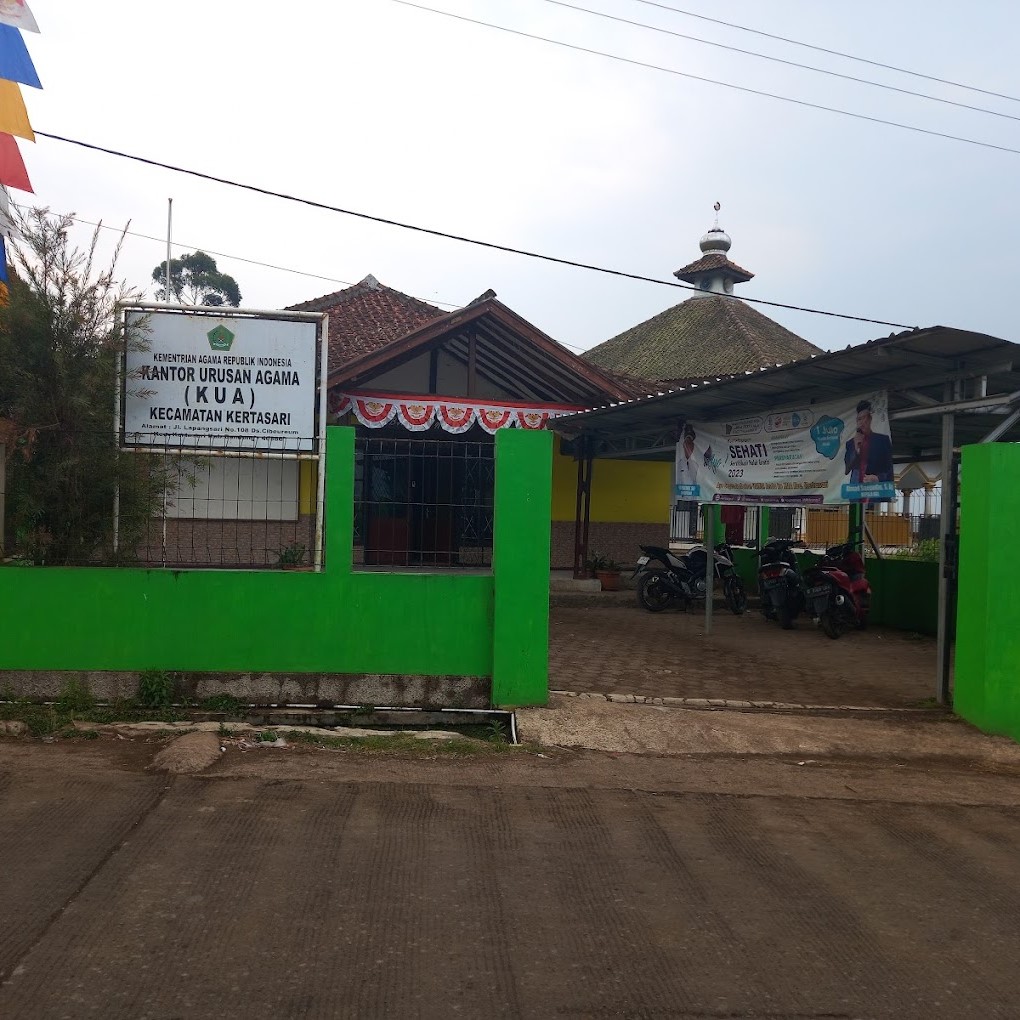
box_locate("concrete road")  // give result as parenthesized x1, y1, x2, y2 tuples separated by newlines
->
(0, 737, 1018, 1019)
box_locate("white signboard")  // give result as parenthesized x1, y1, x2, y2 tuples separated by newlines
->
(675, 391, 896, 506)
(123, 310, 320, 452)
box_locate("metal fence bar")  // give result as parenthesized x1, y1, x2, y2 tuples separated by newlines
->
(0, 430, 321, 570)
(353, 435, 495, 570)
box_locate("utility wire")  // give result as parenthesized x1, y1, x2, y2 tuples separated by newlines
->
(627, 0, 1020, 105)
(391, 1, 1020, 160)
(543, 0, 1020, 123)
(60, 213, 459, 308)
(35, 207, 597, 349)
(35, 129, 916, 330)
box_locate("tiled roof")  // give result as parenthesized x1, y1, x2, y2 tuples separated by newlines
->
(581, 295, 822, 385)
(287, 275, 445, 373)
(289, 278, 636, 402)
(673, 252, 754, 283)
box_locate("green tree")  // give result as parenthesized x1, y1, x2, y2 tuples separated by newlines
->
(0, 208, 166, 564)
(151, 250, 242, 307)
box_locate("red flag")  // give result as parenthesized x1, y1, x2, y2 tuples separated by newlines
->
(0, 131, 30, 191)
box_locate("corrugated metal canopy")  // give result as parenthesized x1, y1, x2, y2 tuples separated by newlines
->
(559, 326, 1020, 460)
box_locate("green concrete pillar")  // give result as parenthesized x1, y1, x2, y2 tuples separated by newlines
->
(955, 443, 1020, 743)
(492, 428, 552, 707)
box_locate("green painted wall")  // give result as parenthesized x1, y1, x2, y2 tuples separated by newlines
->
(0, 426, 553, 707)
(868, 558, 939, 635)
(955, 444, 1020, 742)
(493, 428, 552, 707)
(730, 547, 938, 634)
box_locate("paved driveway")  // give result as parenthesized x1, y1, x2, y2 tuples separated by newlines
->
(550, 602, 938, 707)
(0, 738, 1018, 1019)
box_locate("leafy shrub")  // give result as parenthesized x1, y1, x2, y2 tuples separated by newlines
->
(890, 538, 941, 562)
(136, 669, 176, 709)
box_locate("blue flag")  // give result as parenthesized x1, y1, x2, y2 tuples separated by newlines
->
(0, 24, 40, 89)
(0, 235, 8, 283)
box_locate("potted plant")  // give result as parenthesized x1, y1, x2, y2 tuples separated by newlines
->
(585, 551, 623, 591)
(275, 543, 308, 571)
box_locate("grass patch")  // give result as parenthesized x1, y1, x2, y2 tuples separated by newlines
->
(57, 727, 100, 740)
(56, 678, 95, 714)
(0, 698, 188, 737)
(200, 694, 246, 715)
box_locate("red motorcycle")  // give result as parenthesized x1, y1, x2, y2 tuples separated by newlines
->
(804, 541, 871, 639)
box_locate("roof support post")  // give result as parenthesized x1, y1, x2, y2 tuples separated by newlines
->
(703, 502, 714, 635)
(936, 412, 956, 705)
(428, 348, 439, 395)
(572, 438, 594, 580)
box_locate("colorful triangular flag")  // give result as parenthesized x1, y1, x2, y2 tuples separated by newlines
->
(0, 1, 38, 34)
(0, 24, 39, 88)
(0, 132, 31, 191)
(0, 78, 31, 140)
(0, 235, 8, 284)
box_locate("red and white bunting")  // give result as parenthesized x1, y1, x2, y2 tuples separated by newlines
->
(333, 392, 578, 434)
(437, 403, 475, 434)
(397, 400, 436, 431)
(476, 408, 514, 434)
(517, 410, 550, 430)
(353, 397, 396, 427)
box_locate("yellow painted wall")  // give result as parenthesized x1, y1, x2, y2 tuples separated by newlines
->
(299, 461, 317, 516)
(551, 443, 671, 524)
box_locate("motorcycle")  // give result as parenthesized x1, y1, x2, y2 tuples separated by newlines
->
(804, 541, 871, 639)
(633, 543, 748, 615)
(757, 538, 806, 629)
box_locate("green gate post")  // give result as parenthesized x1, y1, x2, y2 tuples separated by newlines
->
(491, 428, 553, 707)
(955, 443, 1020, 742)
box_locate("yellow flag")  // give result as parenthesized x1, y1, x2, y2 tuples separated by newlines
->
(0, 79, 33, 141)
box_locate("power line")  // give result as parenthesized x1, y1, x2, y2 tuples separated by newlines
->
(35, 129, 916, 330)
(45, 211, 464, 309)
(543, 0, 1020, 123)
(391, 1, 1020, 159)
(31, 207, 601, 350)
(627, 0, 1020, 105)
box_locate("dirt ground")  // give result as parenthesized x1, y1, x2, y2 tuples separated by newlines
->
(2, 734, 1020, 1019)
(550, 601, 938, 707)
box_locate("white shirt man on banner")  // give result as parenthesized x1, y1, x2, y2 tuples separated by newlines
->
(675, 424, 700, 497)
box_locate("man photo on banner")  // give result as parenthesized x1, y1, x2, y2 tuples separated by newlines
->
(844, 399, 894, 484)
(676, 424, 700, 489)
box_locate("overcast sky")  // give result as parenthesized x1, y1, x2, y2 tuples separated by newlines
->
(17, 0, 1020, 356)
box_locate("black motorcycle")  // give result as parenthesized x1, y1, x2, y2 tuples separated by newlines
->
(634, 543, 748, 615)
(757, 538, 806, 629)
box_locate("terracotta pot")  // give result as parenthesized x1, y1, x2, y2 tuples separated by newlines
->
(595, 569, 621, 592)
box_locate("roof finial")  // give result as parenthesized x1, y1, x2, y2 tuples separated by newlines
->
(713, 201, 721, 229)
